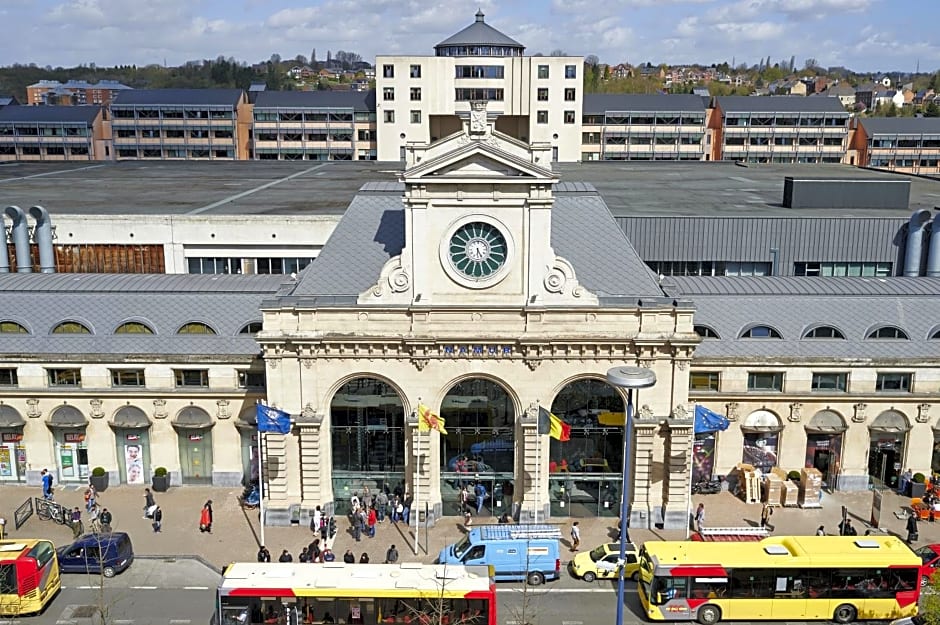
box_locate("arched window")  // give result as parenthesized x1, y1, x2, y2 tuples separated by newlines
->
(867, 326, 908, 340)
(931, 329, 940, 340)
(239, 322, 263, 335)
(0, 321, 28, 334)
(177, 322, 217, 335)
(740, 325, 782, 339)
(52, 321, 91, 334)
(803, 326, 845, 339)
(115, 322, 154, 335)
(694, 325, 720, 339)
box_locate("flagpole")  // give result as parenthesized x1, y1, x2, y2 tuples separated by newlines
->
(258, 427, 266, 548)
(535, 407, 541, 523)
(413, 403, 421, 556)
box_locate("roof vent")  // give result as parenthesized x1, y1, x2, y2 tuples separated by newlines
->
(853, 539, 881, 549)
(763, 545, 790, 555)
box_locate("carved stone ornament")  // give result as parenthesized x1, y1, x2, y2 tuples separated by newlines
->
(301, 403, 318, 422)
(89, 399, 105, 419)
(524, 358, 541, 371)
(671, 404, 689, 420)
(412, 358, 428, 371)
(469, 100, 487, 135)
(542, 256, 597, 303)
(26, 398, 41, 419)
(268, 359, 279, 370)
(725, 401, 739, 422)
(917, 403, 932, 424)
(638, 404, 655, 420)
(788, 402, 803, 423)
(639, 359, 654, 369)
(366, 255, 410, 299)
(852, 402, 868, 424)
(676, 360, 690, 371)
(153, 398, 168, 420)
(216, 399, 231, 420)
(527, 402, 539, 421)
(301, 358, 314, 370)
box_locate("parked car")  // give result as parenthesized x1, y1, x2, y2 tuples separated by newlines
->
(56, 532, 134, 578)
(890, 616, 924, 625)
(439, 524, 562, 585)
(569, 542, 639, 583)
(913, 543, 940, 586)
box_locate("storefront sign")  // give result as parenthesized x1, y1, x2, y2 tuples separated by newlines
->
(1, 433, 23, 442)
(189, 434, 203, 442)
(125, 434, 140, 441)
(64, 433, 85, 443)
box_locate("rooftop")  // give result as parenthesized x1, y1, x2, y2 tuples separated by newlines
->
(583, 93, 706, 114)
(111, 89, 243, 107)
(0, 105, 101, 124)
(435, 10, 524, 52)
(858, 117, 940, 135)
(716, 95, 848, 114)
(253, 89, 375, 112)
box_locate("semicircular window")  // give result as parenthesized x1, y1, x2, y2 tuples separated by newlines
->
(694, 325, 720, 339)
(115, 322, 154, 335)
(52, 321, 91, 334)
(177, 322, 217, 335)
(0, 321, 28, 334)
(740, 325, 781, 339)
(239, 322, 263, 335)
(932, 329, 940, 340)
(803, 326, 845, 339)
(867, 326, 908, 340)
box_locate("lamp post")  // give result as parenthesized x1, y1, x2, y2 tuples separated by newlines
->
(607, 366, 657, 625)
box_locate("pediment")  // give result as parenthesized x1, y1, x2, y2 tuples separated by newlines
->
(430, 153, 532, 178)
(404, 137, 556, 184)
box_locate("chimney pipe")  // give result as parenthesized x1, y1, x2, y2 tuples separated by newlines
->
(927, 210, 940, 277)
(4, 206, 32, 273)
(28, 205, 56, 274)
(0, 210, 10, 273)
(903, 209, 931, 277)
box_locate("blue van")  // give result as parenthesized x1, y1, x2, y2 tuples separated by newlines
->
(57, 532, 134, 578)
(438, 524, 562, 585)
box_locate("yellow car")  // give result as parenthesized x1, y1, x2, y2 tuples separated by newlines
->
(569, 542, 639, 583)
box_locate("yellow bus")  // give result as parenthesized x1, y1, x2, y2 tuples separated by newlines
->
(217, 562, 496, 625)
(638, 535, 920, 625)
(0, 539, 61, 616)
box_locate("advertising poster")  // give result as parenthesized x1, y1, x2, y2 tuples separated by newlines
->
(692, 433, 716, 484)
(125, 444, 144, 484)
(742, 432, 779, 473)
(0, 446, 11, 477)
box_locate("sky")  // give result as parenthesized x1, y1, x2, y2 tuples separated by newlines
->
(0, 0, 937, 73)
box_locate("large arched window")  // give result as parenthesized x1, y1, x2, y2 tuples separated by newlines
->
(177, 322, 217, 335)
(694, 325, 720, 339)
(803, 325, 845, 339)
(52, 321, 92, 334)
(0, 321, 28, 334)
(115, 321, 154, 334)
(239, 322, 263, 335)
(866, 326, 908, 340)
(740, 325, 782, 339)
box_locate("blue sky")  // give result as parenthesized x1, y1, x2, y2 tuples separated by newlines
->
(0, 0, 936, 73)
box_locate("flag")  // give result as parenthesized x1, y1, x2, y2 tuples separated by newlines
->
(538, 407, 571, 442)
(417, 404, 447, 435)
(256, 403, 292, 434)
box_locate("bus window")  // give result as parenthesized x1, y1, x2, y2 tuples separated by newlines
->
(27, 542, 55, 569)
(730, 569, 775, 598)
(651, 577, 687, 605)
(0, 564, 17, 594)
(831, 568, 869, 598)
(690, 577, 729, 599)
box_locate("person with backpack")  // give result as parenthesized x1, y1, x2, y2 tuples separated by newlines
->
(41, 469, 54, 500)
(152, 506, 163, 533)
(385, 544, 398, 564)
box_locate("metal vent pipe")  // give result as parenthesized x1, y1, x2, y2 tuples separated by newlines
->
(4, 205, 32, 273)
(28, 205, 56, 273)
(927, 214, 940, 277)
(903, 209, 931, 277)
(0, 211, 10, 273)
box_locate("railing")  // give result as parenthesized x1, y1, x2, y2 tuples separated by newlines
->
(34, 497, 69, 525)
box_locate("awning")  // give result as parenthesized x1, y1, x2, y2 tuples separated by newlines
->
(235, 407, 257, 431)
(805, 410, 848, 434)
(172, 406, 214, 430)
(869, 410, 911, 433)
(741, 409, 783, 433)
(110, 405, 151, 429)
(47, 405, 88, 429)
(694, 405, 730, 434)
(0, 404, 25, 428)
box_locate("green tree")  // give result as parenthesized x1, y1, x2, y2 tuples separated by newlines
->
(924, 569, 940, 625)
(925, 101, 940, 117)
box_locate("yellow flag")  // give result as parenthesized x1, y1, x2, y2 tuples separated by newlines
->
(417, 404, 448, 434)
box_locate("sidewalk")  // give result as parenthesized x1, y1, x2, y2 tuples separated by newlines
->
(3, 482, 936, 570)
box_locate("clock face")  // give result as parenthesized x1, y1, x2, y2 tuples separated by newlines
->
(448, 222, 507, 279)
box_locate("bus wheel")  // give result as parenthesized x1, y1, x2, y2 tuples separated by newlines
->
(526, 571, 545, 586)
(697, 605, 721, 625)
(833, 604, 857, 624)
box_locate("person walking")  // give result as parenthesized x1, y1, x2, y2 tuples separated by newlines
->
(570, 521, 581, 552)
(760, 503, 773, 530)
(279, 549, 293, 563)
(352, 510, 363, 542)
(99, 508, 113, 534)
(367, 506, 377, 538)
(84, 484, 97, 512)
(152, 506, 163, 533)
(343, 549, 355, 564)
(906, 513, 919, 544)
(89, 503, 102, 533)
(41, 469, 54, 500)
(695, 503, 706, 534)
(200, 500, 213, 533)
(375, 491, 388, 522)
(257, 546, 271, 562)
(311, 505, 322, 535)
(143, 488, 156, 518)
(385, 544, 399, 564)
(70, 507, 83, 539)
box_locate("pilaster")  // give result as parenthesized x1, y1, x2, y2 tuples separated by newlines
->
(663, 416, 695, 530)
(408, 414, 438, 524)
(298, 410, 325, 512)
(630, 418, 659, 529)
(261, 431, 290, 525)
(518, 405, 546, 522)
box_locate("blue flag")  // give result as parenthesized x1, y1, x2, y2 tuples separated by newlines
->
(694, 405, 730, 434)
(256, 404, 292, 434)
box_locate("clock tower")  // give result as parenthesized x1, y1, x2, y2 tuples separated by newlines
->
(360, 102, 597, 308)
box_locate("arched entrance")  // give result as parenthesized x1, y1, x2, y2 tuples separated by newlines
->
(439, 378, 515, 519)
(330, 377, 406, 515)
(0, 405, 27, 482)
(804, 410, 847, 490)
(172, 406, 214, 484)
(110, 405, 152, 485)
(547, 378, 624, 518)
(48, 406, 89, 483)
(868, 410, 910, 489)
(741, 410, 782, 473)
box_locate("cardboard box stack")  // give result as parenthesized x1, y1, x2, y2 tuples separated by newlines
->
(734, 463, 762, 504)
(763, 470, 784, 506)
(798, 467, 823, 508)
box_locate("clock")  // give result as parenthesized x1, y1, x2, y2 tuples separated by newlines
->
(448, 221, 507, 280)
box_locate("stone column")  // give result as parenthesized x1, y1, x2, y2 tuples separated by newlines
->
(517, 404, 544, 522)
(630, 417, 659, 529)
(262, 431, 290, 524)
(297, 407, 325, 512)
(663, 410, 695, 530)
(408, 414, 436, 524)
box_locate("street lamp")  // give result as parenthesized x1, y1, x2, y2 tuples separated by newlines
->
(606, 366, 657, 625)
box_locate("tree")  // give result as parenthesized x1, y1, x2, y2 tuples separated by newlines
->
(310, 48, 317, 64)
(269, 53, 281, 65)
(295, 54, 308, 66)
(584, 54, 599, 68)
(804, 58, 818, 71)
(885, 102, 898, 117)
(925, 101, 940, 117)
(924, 569, 940, 625)
(550, 49, 567, 56)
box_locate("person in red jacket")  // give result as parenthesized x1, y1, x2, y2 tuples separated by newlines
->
(367, 506, 377, 538)
(200, 500, 213, 533)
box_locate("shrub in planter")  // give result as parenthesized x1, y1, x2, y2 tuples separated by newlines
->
(787, 470, 801, 481)
(913, 472, 927, 484)
(90, 466, 109, 492)
(152, 467, 170, 492)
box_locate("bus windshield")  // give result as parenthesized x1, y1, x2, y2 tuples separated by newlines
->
(0, 539, 61, 618)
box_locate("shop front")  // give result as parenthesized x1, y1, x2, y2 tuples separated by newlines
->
(48, 405, 89, 483)
(111, 405, 152, 485)
(0, 404, 27, 482)
(740, 410, 783, 474)
(804, 410, 846, 490)
(173, 406, 214, 485)
(868, 410, 911, 490)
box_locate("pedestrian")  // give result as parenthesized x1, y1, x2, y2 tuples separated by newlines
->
(299, 547, 310, 563)
(200, 500, 213, 533)
(99, 508, 113, 534)
(839, 518, 857, 536)
(343, 549, 355, 564)
(84, 484, 97, 512)
(695, 503, 705, 534)
(89, 503, 101, 533)
(367, 506, 377, 538)
(350, 492, 360, 514)
(363, 487, 373, 511)
(143, 488, 156, 518)
(319, 515, 329, 541)
(375, 490, 388, 522)
(322, 548, 336, 562)
(309, 539, 321, 563)
(816, 525, 825, 536)
(70, 506, 83, 539)
(41, 469, 54, 500)
(0, 516, 5, 540)
(385, 544, 399, 564)
(359, 552, 370, 564)
(570, 521, 581, 552)
(257, 546, 271, 562)
(474, 483, 486, 514)
(392, 497, 403, 524)
(352, 510, 363, 542)
(907, 513, 919, 544)
(464, 510, 473, 528)
(760, 503, 773, 530)
(152, 506, 163, 533)
(279, 549, 293, 563)
(402, 494, 412, 525)
(311, 505, 322, 535)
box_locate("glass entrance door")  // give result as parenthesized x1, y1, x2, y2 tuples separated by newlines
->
(0, 441, 26, 482)
(869, 435, 902, 489)
(178, 430, 213, 484)
(549, 474, 621, 518)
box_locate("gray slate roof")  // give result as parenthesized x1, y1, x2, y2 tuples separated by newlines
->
(666, 276, 940, 361)
(287, 187, 664, 303)
(859, 117, 940, 135)
(583, 93, 706, 114)
(716, 95, 848, 114)
(0, 274, 283, 357)
(111, 89, 244, 107)
(435, 11, 524, 50)
(0, 106, 100, 124)
(254, 90, 375, 112)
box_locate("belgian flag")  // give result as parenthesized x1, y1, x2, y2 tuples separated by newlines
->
(538, 407, 571, 441)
